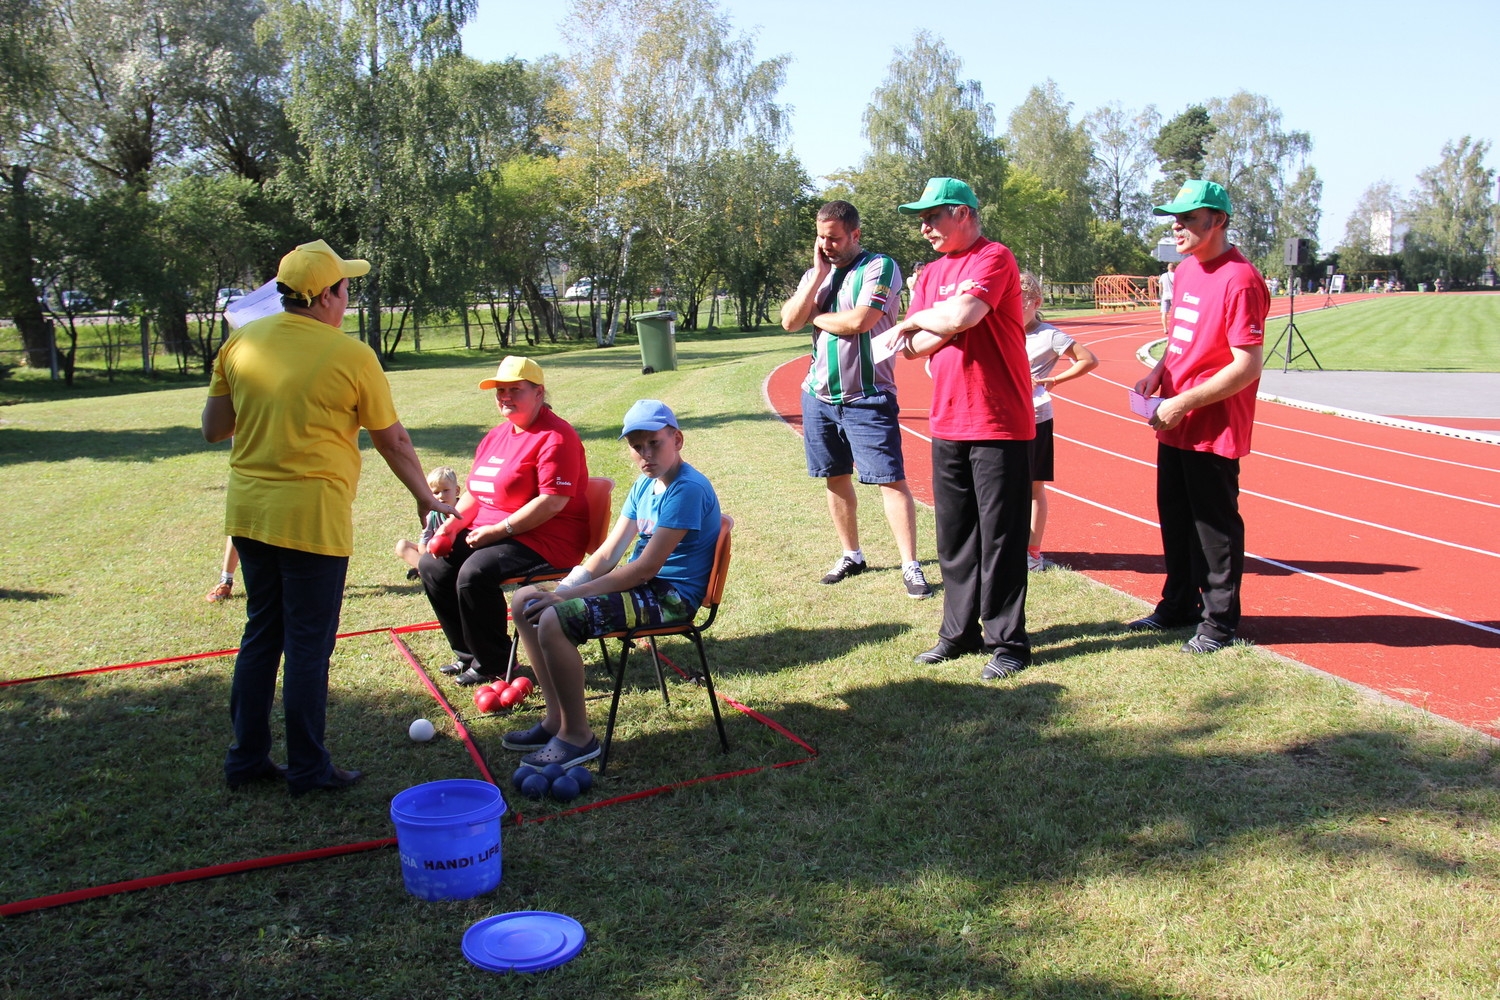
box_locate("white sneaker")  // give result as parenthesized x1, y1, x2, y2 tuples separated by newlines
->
(1027, 553, 1045, 572)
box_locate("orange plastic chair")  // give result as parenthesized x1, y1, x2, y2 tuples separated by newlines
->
(595, 514, 733, 774)
(502, 476, 614, 680)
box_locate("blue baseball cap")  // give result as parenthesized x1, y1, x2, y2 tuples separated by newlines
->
(619, 399, 679, 438)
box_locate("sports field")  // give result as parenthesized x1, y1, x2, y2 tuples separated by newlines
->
(1156, 291, 1500, 372)
(3, 326, 1499, 997)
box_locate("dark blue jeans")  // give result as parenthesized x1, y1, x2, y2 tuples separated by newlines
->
(225, 536, 348, 791)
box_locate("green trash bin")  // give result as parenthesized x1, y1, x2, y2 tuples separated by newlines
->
(632, 310, 677, 373)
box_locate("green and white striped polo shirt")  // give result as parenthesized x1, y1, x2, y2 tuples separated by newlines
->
(800, 250, 903, 404)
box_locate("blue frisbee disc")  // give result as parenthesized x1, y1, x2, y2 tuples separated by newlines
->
(462, 910, 586, 973)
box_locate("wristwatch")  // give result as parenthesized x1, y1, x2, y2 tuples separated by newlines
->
(503, 520, 515, 536)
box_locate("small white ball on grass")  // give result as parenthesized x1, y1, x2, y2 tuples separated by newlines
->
(408, 718, 436, 742)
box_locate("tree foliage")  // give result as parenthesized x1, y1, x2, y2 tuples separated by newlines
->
(1200, 91, 1318, 272)
(1006, 80, 1094, 280)
(556, 0, 789, 338)
(840, 33, 1004, 271)
(1152, 104, 1214, 195)
(1403, 136, 1495, 286)
(1084, 102, 1160, 238)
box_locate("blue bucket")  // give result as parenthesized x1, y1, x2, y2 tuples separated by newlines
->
(390, 779, 508, 901)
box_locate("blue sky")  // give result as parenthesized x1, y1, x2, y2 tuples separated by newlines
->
(462, 1, 1497, 249)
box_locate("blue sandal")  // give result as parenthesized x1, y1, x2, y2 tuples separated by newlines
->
(501, 722, 555, 751)
(521, 735, 601, 769)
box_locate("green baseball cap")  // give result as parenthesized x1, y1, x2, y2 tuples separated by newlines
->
(1153, 179, 1232, 217)
(898, 177, 979, 215)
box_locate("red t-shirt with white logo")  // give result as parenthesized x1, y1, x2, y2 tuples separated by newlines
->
(1159, 246, 1269, 459)
(466, 406, 590, 568)
(910, 237, 1034, 441)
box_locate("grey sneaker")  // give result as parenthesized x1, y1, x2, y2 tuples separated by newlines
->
(1027, 553, 1045, 572)
(902, 564, 933, 599)
(821, 555, 867, 584)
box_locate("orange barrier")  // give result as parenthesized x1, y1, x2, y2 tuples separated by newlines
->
(1093, 274, 1158, 312)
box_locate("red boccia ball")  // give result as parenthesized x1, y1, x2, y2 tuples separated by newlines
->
(497, 686, 520, 709)
(510, 676, 534, 696)
(474, 687, 500, 713)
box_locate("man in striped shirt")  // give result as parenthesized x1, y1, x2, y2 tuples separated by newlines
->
(780, 200, 931, 599)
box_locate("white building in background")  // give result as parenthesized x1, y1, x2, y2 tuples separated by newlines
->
(1370, 210, 1392, 253)
(1369, 210, 1409, 255)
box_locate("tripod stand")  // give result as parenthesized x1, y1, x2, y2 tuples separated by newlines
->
(1265, 268, 1322, 373)
(1321, 265, 1338, 309)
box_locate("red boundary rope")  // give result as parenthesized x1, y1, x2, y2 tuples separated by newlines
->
(2, 623, 817, 916)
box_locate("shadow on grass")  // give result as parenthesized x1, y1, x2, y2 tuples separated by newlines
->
(0, 588, 60, 601)
(0, 425, 211, 466)
(5, 649, 1495, 998)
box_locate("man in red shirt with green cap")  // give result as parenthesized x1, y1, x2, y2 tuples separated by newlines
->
(889, 177, 1035, 681)
(1130, 180, 1269, 653)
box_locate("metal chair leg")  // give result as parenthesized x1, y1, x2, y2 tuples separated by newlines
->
(600, 640, 632, 776)
(689, 631, 729, 753)
(647, 636, 670, 704)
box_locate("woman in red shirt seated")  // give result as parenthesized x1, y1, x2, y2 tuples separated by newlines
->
(420, 356, 591, 686)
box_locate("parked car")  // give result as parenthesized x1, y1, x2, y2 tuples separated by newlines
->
(563, 278, 593, 300)
(60, 290, 93, 311)
(216, 287, 247, 311)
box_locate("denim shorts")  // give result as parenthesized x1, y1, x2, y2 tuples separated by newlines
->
(801, 391, 906, 484)
(553, 580, 694, 644)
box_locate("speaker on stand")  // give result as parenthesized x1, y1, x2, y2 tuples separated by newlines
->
(1265, 238, 1322, 373)
(1321, 264, 1338, 309)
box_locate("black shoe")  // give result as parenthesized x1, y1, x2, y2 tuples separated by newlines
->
(821, 555, 867, 585)
(226, 759, 288, 790)
(289, 766, 364, 797)
(1182, 633, 1227, 654)
(980, 652, 1028, 681)
(454, 666, 499, 686)
(914, 638, 980, 664)
(1127, 613, 1197, 632)
(405, 567, 420, 581)
(438, 660, 466, 676)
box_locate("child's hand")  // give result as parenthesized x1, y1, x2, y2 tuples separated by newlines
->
(519, 591, 562, 623)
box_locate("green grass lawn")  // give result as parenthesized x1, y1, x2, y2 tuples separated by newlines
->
(3, 329, 1499, 998)
(1148, 292, 1500, 372)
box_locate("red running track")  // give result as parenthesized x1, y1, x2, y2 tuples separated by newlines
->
(765, 294, 1500, 737)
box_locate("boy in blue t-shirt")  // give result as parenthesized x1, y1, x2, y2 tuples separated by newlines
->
(507, 400, 721, 769)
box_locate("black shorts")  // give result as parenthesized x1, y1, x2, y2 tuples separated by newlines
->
(1028, 418, 1055, 482)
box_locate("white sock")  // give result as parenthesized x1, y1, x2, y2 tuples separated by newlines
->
(220, 572, 234, 585)
(845, 549, 864, 564)
(903, 560, 921, 573)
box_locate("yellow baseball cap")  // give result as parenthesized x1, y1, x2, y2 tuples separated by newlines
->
(276, 239, 370, 299)
(478, 355, 545, 390)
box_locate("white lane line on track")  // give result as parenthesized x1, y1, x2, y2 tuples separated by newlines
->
(1055, 391, 1500, 508)
(1047, 485, 1500, 639)
(1255, 451, 1500, 510)
(1257, 420, 1500, 475)
(1054, 432, 1500, 560)
(899, 391, 1499, 558)
(827, 357, 1499, 635)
